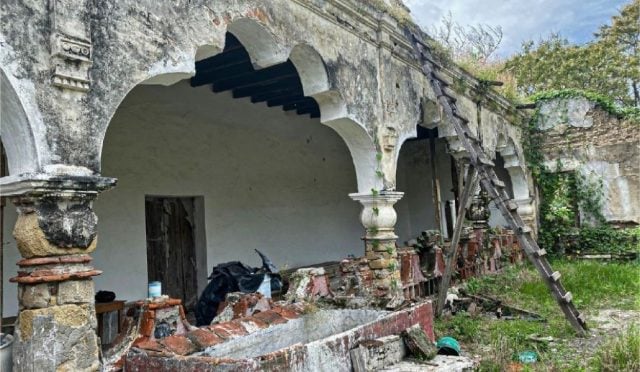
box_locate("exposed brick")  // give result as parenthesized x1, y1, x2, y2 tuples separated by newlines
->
(271, 306, 299, 320)
(187, 328, 223, 349)
(133, 337, 164, 352)
(210, 321, 248, 338)
(160, 335, 196, 356)
(140, 310, 155, 337)
(252, 310, 287, 325)
(240, 317, 269, 332)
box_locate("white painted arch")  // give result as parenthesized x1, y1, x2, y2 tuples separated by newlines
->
(0, 68, 41, 175)
(100, 18, 379, 194)
(496, 134, 529, 201)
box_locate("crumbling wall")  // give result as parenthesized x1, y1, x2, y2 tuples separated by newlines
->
(536, 98, 639, 224)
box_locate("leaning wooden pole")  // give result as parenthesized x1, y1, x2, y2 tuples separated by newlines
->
(427, 130, 443, 237)
(435, 167, 478, 316)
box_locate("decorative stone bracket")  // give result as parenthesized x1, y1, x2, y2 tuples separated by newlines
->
(49, 0, 93, 92)
(51, 34, 92, 92)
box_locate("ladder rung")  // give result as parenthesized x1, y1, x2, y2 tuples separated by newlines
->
(550, 271, 561, 281)
(438, 93, 457, 103)
(452, 110, 469, 123)
(519, 225, 532, 234)
(431, 71, 449, 85)
(535, 249, 547, 257)
(577, 313, 586, 323)
(492, 179, 505, 188)
(506, 200, 518, 211)
(478, 155, 495, 167)
(562, 292, 573, 303)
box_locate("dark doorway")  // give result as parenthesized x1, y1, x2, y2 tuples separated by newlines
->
(145, 196, 203, 312)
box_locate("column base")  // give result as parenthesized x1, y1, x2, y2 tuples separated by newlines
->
(11, 254, 101, 372)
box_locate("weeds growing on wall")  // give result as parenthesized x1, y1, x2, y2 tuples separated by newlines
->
(524, 94, 640, 255)
(531, 89, 640, 123)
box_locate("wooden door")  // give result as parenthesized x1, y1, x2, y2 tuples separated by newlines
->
(145, 197, 198, 311)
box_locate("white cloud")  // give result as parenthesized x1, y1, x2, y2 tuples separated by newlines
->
(405, 0, 630, 57)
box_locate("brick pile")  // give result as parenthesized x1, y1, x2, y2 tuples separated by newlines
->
(131, 296, 305, 357)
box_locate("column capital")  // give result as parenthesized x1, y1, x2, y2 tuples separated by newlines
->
(2, 173, 116, 258)
(0, 173, 117, 198)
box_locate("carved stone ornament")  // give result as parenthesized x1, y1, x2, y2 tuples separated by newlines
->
(51, 35, 92, 92)
(381, 127, 398, 152)
(466, 189, 491, 228)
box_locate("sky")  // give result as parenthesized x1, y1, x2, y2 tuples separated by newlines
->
(404, 0, 630, 58)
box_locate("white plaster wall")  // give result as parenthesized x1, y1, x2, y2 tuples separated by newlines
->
(2, 81, 364, 315)
(395, 139, 454, 244)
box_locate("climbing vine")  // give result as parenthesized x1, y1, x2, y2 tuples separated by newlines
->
(531, 89, 640, 123)
(524, 93, 639, 255)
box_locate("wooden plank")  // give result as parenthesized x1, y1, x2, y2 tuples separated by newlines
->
(95, 301, 125, 314)
(428, 130, 443, 238)
(435, 167, 478, 316)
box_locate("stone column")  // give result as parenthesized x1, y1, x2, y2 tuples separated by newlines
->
(350, 191, 403, 299)
(2, 175, 115, 371)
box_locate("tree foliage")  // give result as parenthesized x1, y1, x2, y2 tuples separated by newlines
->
(505, 0, 639, 106)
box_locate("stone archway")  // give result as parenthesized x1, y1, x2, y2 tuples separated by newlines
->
(0, 68, 41, 176)
(94, 29, 371, 307)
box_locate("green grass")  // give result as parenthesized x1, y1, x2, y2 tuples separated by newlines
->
(590, 325, 640, 371)
(435, 260, 640, 370)
(465, 260, 640, 312)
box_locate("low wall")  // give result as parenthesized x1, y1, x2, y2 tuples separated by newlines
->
(125, 301, 434, 372)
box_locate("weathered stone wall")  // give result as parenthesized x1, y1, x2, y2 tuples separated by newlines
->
(1, 0, 529, 192)
(536, 98, 639, 224)
(1, 1, 533, 368)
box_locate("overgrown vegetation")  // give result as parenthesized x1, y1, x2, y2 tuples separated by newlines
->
(531, 89, 640, 122)
(590, 325, 640, 371)
(435, 260, 640, 370)
(523, 94, 639, 256)
(506, 0, 639, 107)
(428, 1, 639, 108)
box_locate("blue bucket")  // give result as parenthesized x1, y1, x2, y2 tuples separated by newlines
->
(148, 281, 162, 298)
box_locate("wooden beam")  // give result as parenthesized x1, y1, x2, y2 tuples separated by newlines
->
(232, 76, 301, 99)
(191, 61, 253, 87)
(296, 103, 318, 115)
(250, 89, 300, 103)
(194, 47, 249, 73)
(212, 63, 298, 92)
(435, 166, 478, 317)
(267, 95, 306, 107)
(283, 102, 310, 111)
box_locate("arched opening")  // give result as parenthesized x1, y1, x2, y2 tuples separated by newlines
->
(1, 70, 40, 318)
(395, 126, 456, 243)
(487, 153, 515, 227)
(0, 69, 40, 175)
(92, 32, 362, 314)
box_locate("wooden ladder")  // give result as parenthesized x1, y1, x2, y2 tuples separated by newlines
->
(410, 34, 587, 335)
